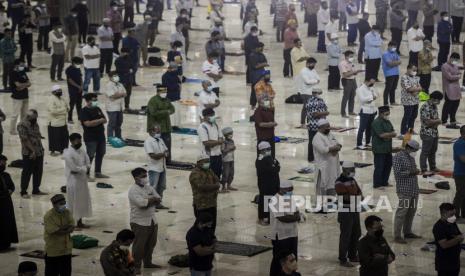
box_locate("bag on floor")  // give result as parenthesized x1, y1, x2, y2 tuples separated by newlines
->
(148, 47, 161, 53)
(168, 254, 189, 267)
(285, 94, 303, 104)
(71, 235, 99, 249)
(108, 137, 126, 148)
(8, 159, 23, 168)
(435, 181, 450, 190)
(148, 57, 164, 66)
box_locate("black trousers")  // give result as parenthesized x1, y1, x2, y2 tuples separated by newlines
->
(113, 32, 122, 54)
(45, 254, 72, 276)
(209, 155, 223, 179)
(384, 75, 399, 105)
(123, 82, 133, 109)
(124, 6, 135, 27)
(390, 28, 402, 55)
(308, 130, 317, 162)
(408, 51, 419, 67)
(423, 25, 434, 42)
(50, 54, 64, 80)
(365, 58, 381, 81)
(358, 38, 365, 63)
(328, 65, 341, 89)
(283, 48, 293, 77)
(452, 16, 463, 43)
(441, 94, 460, 124)
(194, 206, 217, 234)
(78, 20, 88, 44)
(453, 175, 465, 218)
(270, 237, 298, 276)
(20, 155, 44, 195)
(68, 92, 82, 121)
(0, 133, 3, 155)
(19, 41, 33, 67)
(99, 49, 113, 75)
(2, 62, 13, 88)
(38, 25, 50, 50)
(307, 13, 317, 36)
(419, 74, 431, 93)
(338, 212, 361, 262)
(437, 42, 450, 68)
(160, 132, 171, 163)
(437, 270, 460, 276)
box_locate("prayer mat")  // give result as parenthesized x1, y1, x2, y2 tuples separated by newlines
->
(185, 77, 204, 84)
(215, 241, 272, 257)
(353, 147, 372, 151)
(275, 136, 307, 144)
(124, 109, 146, 115)
(125, 139, 144, 147)
(190, 27, 210, 32)
(331, 127, 357, 133)
(288, 176, 313, 182)
(179, 99, 198, 106)
(436, 170, 453, 178)
(225, 52, 244, 56)
(96, 182, 114, 189)
(419, 189, 438, 194)
(0, 88, 11, 93)
(20, 250, 78, 259)
(167, 161, 196, 171)
(172, 128, 198, 135)
(223, 71, 246, 76)
(340, 161, 373, 168)
(438, 137, 458, 144)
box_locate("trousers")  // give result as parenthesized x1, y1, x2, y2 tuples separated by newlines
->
(283, 48, 293, 77)
(85, 140, 106, 174)
(107, 111, 123, 138)
(383, 75, 399, 105)
(21, 155, 44, 195)
(148, 170, 166, 199)
(50, 54, 65, 80)
(365, 58, 381, 81)
(394, 195, 418, 238)
(338, 212, 361, 262)
(9, 98, 29, 133)
(328, 65, 341, 89)
(130, 221, 158, 269)
(341, 79, 357, 115)
(420, 134, 438, 171)
(45, 254, 72, 276)
(441, 94, 460, 124)
(400, 104, 418, 135)
(357, 112, 376, 146)
(373, 153, 392, 187)
(99, 48, 113, 75)
(453, 175, 465, 218)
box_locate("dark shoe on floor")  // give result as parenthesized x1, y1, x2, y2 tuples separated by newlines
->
(394, 237, 407, 244)
(32, 191, 48, 195)
(404, 233, 422, 239)
(95, 173, 110, 179)
(155, 204, 170, 210)
(144, 263, 162, 269)
(339, 261, 354, 267)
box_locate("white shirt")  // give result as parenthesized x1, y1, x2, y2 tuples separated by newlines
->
(356, 84, 379, 114)
(317, 8, 330, 31)
(104, 81, 126, 112)
(97, 25, 114, 49)
(128, 184, 160, 226)
(296, 67, 320, 95)
(269, 194, 299, 240)
(82, 45, 100, 69)
(407, 27, 425, 53)
(325, 21, 338, 38)
(198, 121, 223, 156)
(144, 136, 167, 173)
(202, 60, 222, 88)
(198, 90, 218, 115)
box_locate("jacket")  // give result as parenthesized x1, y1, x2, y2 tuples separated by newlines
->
(146, 95, 175, 133)
(47, 95, 69, 127)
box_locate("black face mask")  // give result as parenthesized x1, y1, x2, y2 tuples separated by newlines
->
(264, 77, 271, 83)
(29, 118, 37, 124)
(54, 92, 63, 97)
(308, 66, 315, 70)
(89, 41, 95, 46)
(0, 164, 5, 172)
(73, 143, 82, 150)
(368, 83, 374, 87)
(323, 129, 330, 135)
(374, 229, 384, 238)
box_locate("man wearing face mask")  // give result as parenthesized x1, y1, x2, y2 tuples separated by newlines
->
(63, 11, 79, 62)
(47, 85, 69, 156)
(358, 215, 395, 276)
(316, 1, 329, 53)
(202, 52, 223, 97)
(198, 108, 224, 178)
(18, 15, 34, 71)
(49, 23, 66, 82)
(134, 16, 150, 67)
(450, 0, 465, 45)
(0, 154, 18, 251)
(389, 4, 406, 56)
(399, 64, 422, 138)
(0, 29, 18, 90)
(419, 91, 443, 173)
(326, 36, 342, 91)
(335, 161, 362, 267)
(283, 19, 299, 77)
(418, 40, 434, 93)
(291, 38, 310, 76)
(356, 79, 378, 149)
(71, 0, 89, 45)
(9, 59, 30, 135)
(356, 13, 370, 64)
(422, 0, 437, 42)
(434, 12, 453, 71)
(65, 57, 83, 123)
(339, 50, 363, 117)
(106, 2, 122, 54)
(248, 42, 269, 116)
(364, 25, 382, 82)
(114, 48, 133, 110)
(176, 9, 191, 58)
(254, 70, 275, 108)
(80, 93, 108, 180)
(128, 167, 162, 274)
(100, 229, 136, 276)
(18, 109, 46, 198)
(453, 126, 465, 222)
(122, 30, 140, 86)
(205, 31, 224, 72)
(33, 0, 50, 52)
(375, 0, 389, 39)
(144, 124, 169, 209)
(63, 133, 92, 229)
(392, 139, 422, 244)
(406, 23, 425, 67)
(441, 52, 462, 128)
(433, 203, 463, 276)
(255, 96, 277, 158)
(105, 71, 126, 139)
(162, 62, 182, 129)
(143, 4, 158, 47)
(98, 18, 114, 76)
(189, 154, 220, 233)
(82, 36, 101, 94)
(197, 80, 220, 117)
(186, 212, 217, 276)
(123, 0, 135, 28)
(381, 41, 401, 106)
(243, 26, 260, 85)
(146, 84, 174, 163)
(43, 194, 75, 276)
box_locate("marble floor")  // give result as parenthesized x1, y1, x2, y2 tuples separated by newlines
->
(1, 0, 465, 275)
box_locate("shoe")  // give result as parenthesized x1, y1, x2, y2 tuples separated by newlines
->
(227, 186, 238, 191)
(339, 261, 354, 267)
(144, 263, 162, 269)
(32, 191, 48, 196)
(95, 173, 109, 178)
(21, 193, 30, 199)
(68, 120, 74, 124)
(356, 145, 366, 150)
(155, 204, 169, 210)
(349, 112, 357, 116)
(57, 78, 64, 81)
(404, 233, 422, 239)
(87, 175, 95, 182)
(394, 237, 407, 244)
(50, 151, 60, 156)
(342, 115, 349, 118)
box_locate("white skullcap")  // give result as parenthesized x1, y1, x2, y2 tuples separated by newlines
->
(317, 119, 330, 127)
(406, 139, 421, 150)
(280, 180, 293, 189)
(197, 153, 210, 162)
(51, 85, 61, 91)
(103, 18, 111, 22)
(331, 33, 339, 39)
(342, 161, 355, 168)
(257, 141, 271, 151)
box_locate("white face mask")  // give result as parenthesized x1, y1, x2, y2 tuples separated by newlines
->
(153, 133, 161, 139)
(410, 71, 417, 76)
(384, 115, 390, 120)
(390, 47, 397, 52)
(443, 16, 449, 21)
(120, 245, 130, 250)
(263, 100, 270, 108)
(57, 28, 62, 33)
(348, 57, 354, 63)
(409, 151, 417, 158)
(113, 6, 118, 11)
(112, 76, 120, 82)
(452, 60, 459, 66)
(348, 172, 356, 178)
(447, 215, 457, 223)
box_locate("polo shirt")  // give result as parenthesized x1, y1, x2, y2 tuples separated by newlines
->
(198, 122, 223, 156)
(371, 116, 394, 154)
(339, 59, 356, 80)
(10, 70, 29, 100)
(202, 60, 221, 88)
(82, 45, 100, 69)
(186, 225, 216, 271)
(433, 219, 461, 272)
(407, 28, 424, 53)
(80, 106, 106, 142)
(254, 106, 275, 140)
(144, 136, 167, 173)
(104, 81, 125, 112)
(453, 138, 465, 176)
(65, 65, 82, 94)
(97, 26, 114, 49)
(382, 51, 400, 77)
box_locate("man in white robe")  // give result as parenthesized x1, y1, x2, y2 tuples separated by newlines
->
(63, 133, 92, 228)
(312, 119, 342, 197)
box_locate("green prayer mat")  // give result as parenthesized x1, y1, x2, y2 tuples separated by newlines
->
(288, 176, 314, 182)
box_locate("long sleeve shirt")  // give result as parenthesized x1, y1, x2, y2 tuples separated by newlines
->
(357, 84, 378, 114)
(393, 150, 419, 198)
(389, 10, 406, 31)
(0, 37, 17, 63)
(437, 20, 452, 43)
(450, 0, 465, 17)
(317, 8, 330, 31)
(146, 95, 175, 133)
(441, 62, 462, 101)
(358, 234, 395, 276)
(43, 209, 74, 257)
(47, 95, 69, 127)
(327, 42, 341, 66)
(49, 30, 66, 55)
(296, 67, 320, 95)
(128, 183, 159, 226)
(364, 31, 382, 59)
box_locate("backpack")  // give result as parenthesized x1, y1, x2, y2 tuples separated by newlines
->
(168, 254, 189, 267)
(285, 94, 303, 104)
(148, 57, 165, 66)
(108, 137, 126, 148)
(71, 235, 99, 249)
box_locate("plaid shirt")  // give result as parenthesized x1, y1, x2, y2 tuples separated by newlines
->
(401, 74, 420, 106)
(393, 150, 419, 197)
(17, 120, 44, 157)
(304, 96, 328, 131)
(420, 101, 439, 138)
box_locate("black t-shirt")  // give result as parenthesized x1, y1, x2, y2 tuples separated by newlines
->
(433, 219, 462, 271)
(65, 65, 82, 93)
(80, 106, 105, 142)
(10, 70, 29, 99)
(186, 225, 216, 271)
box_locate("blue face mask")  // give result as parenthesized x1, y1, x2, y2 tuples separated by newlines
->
(284, 191, 293, 196)
(206, 86, 213, 92)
